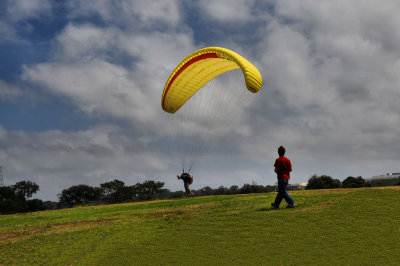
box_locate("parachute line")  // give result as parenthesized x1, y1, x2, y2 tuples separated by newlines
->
(171, 70, 255, 173)
(162, 47, 263, 174)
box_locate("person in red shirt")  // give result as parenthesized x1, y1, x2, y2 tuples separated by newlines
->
(271, 146, 295, 208)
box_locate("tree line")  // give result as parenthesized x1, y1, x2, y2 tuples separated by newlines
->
(306, 175, 372, 189)
(58, 179, 166, 207)
(1, 174, 397, 214)
(0, 179, 276, 214)
(57, 180, 277, 208)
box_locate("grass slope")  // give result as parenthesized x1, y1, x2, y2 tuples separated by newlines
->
(1, 187, 399, 265)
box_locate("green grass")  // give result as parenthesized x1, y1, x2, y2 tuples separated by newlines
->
(1, 187, 400, 265)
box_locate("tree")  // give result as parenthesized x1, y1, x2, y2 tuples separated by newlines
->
(228, 185, 239, 195)
(238, 183, 254, 194)
(197, 186, 214, 196)
(132, 180, 166, 201)
(100, 179, 132, 203)
(364, 180, 372, 187)
(306, 175, 326, 189)
(342, 176, 365, 188)
(1, 181, 44, 214)
(58, 184, 102, 207)
(238, 182, 267, 194)
(0, 186, 16, 201)
(43, 201, 58, 210)
(169, 190, 185, 198)
(0, 186, 18, 214)
(12, 181, 39, 200)
(306, 175, 342, 189)
(215, 186, 228, 195)
(27, 199, 46, 212)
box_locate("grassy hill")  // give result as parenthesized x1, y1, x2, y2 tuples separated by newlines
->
(1, 187, 399, 265)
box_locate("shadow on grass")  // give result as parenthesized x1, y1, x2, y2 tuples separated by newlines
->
(257, 207, 276, 212)
(257, 205, 299, 212)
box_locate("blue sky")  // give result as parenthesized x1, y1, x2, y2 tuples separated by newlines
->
(1, 0, 400, 201)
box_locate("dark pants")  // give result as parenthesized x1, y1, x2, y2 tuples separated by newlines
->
(184, 182, 193, 195)
(274, 179, 295, 206)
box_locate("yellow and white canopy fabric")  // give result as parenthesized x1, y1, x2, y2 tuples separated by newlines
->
(161, 47, 263, 114)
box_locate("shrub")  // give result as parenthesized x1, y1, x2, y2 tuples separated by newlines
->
(306, 175, 342, 189)
(342, 176, 365, 188)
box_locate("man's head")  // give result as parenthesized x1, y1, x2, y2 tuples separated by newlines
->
(278, 146, 286, 157)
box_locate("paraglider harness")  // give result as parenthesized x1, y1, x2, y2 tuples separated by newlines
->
(180, 173, 193, 185)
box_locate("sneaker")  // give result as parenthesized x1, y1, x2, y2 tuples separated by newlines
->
(286, 203, 296, 208)
(271, 202, 278, 209)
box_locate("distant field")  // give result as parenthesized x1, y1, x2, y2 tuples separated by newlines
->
(1, 187, 399, 265)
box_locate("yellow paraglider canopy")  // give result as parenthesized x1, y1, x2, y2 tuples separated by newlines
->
(162, 47, 263, 114)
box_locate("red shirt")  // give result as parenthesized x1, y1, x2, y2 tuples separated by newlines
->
(274, 157, 292, 180)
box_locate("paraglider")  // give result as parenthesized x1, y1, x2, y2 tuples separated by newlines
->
(177, 172, 194, 197)
(162, 47, 263, 114)
(162, 47, 263, 186)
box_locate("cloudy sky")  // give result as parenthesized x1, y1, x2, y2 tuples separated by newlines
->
(1, 0, 400, 201)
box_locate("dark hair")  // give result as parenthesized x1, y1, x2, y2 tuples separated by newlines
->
(278, 146, 286, 156)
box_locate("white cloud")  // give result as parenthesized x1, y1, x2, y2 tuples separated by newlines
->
(0, 0, 52, 43)
(23, 21, 197, 134)
(267, 0, 400, 114)
(0, 80, 23, 100)
(52, 24, 122, 61)
(66, 0, 181, 26)
(0, 124, 172, 200)
(197, 0, 257, 23)
(120, 0, 181, 25)
(245, 0, 400, 180)
(23, 59, 146, 120)
(119, 31, 195, 71)
(7, 0, 52, 22)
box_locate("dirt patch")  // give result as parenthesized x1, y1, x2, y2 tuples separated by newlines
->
(0, 219, 116, 241)
(50, 218, 115, 228)
(226, 210, 242, 215)
(290, 188, 357, 195)
(291, 186, 400, 195)
(185, 202, 221, 210)
(149, 202, 221, 219)
(368, 186, 400, 190)
(46, 218, 117, 234)
(0, 233, 22, 240)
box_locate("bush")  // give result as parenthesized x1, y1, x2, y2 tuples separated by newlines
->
(237, 183, 272, 194)
(169, 191, 185, 198)
(364, 181, 372, 187)
(306, 175, 342, 190)
(58, 184, 102, 207)
(342, 176, 365, 188)
(27, 199, 46, 212)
